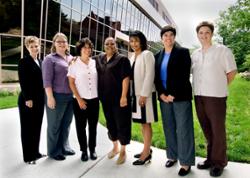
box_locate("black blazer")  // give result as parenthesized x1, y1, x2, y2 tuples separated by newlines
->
(18, 55, 44, 101)
(155, 45, 192, 101)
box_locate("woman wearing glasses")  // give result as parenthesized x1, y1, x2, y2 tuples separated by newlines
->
(96, 37, 131, 165)
(42, 32, 75, 161)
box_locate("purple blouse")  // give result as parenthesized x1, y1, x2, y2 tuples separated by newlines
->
(42, 53, 73, 94)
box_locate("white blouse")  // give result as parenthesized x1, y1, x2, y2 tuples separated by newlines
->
(67, 57, 98, 99)
(191, 44, 237, 97)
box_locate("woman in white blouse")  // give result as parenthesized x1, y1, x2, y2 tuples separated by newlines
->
(68, 38, 99, 162)
(129, 31, 158, 165)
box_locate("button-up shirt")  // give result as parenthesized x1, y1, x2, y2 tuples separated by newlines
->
(42, 53, 73, 94)
(191, 44, 237, 97)
(67, 57, 98, 99)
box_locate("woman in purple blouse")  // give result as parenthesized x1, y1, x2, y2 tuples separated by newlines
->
(42, 32, 75, 161)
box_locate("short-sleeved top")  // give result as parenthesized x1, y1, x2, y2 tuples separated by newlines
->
(67, 57, 98, 99)
(191, 44, 237, 97)
(96, 52, 131, 104)
(42, 53, 73, 94)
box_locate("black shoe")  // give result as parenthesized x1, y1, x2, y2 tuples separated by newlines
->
(132, 154, 151, 165)
(63, 149, 75, 156)
(90, 152, 97, 160)
(178, 166, 191, 176)
(210, 167, 223, 177)
(36, 153, 46, 160)
(197, 160, 211, 169)
(81, 152, 88, 162)
(165, 160, 177, 168)
(134, 149, 153, 158)
(52, 155, 66, 161)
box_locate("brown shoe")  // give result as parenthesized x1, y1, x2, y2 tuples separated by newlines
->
(107, 150, 119, 159)
(116, 153, 126, 165)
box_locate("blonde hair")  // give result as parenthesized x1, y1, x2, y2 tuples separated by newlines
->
(24, 36, 39, 49)
(50, 32, 69, 54)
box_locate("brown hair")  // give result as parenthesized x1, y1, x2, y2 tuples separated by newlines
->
(50, 32, 69, 54)
(196, 21, 214, 33)
(75, 37, 94, 56)
(160, 25, 176, 37)
(24, 36, 39, 49)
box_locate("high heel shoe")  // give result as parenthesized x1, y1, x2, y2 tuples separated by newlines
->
(134, 149, 153, 158)
(132, 154, 152, 165)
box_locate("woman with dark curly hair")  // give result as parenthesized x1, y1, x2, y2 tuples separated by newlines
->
(68, 38, 99, 162)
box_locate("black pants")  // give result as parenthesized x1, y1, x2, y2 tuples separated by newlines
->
(101, 99, 131, 145)
(18, 94, 44, 162)
(73, 98, 99, 152)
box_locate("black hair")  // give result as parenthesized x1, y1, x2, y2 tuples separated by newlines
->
(129, 30, 147, 51)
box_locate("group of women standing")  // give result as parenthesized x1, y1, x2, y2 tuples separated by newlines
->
(18, 20, 236, 177)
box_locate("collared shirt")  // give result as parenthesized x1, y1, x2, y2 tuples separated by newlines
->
(42, 53, 73, 94)
(191, 44, 237, 97)
(96, 52, 131, 104)
(67, 57, 98, 99)
(160, 52, 170, 89)
(34, 58, 40, 67)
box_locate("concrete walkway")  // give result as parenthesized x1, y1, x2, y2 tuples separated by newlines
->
(0, 108, 249, 178)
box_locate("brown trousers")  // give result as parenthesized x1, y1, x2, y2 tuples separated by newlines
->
(194, 96, 227, 168)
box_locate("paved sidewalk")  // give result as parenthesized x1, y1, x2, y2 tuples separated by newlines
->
(0, 108, 250, 178)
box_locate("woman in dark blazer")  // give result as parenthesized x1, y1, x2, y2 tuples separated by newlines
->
(18, 36, 45, 164)
(155, 26, 195, 176)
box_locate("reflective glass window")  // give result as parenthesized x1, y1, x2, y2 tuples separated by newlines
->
(0, 1, 21, 34)
(60, 6, 71, 39)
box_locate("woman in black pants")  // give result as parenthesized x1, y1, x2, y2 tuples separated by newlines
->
(18, 36, 45, 164)
(95, 37, 131, 165)
(68, 38, 99, 161)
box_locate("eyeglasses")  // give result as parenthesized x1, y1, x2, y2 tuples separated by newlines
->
(105, 43, 115, 46)
(55, 41, 67, 44)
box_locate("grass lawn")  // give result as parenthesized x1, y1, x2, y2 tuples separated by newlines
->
(1, 76, 249, 163)
(0, 91, 19, 109)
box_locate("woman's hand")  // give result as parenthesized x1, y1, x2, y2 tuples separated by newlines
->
(47, 96, 56, 109)
(25, 100, 33, 108)
(77, 98, 87, 110)
(139, 96, 147, 107)
(160, 94, 174, 103)
(160, 94, 168, 103)
(166, 95, 175, 102)
(120, 96, 127, 107)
